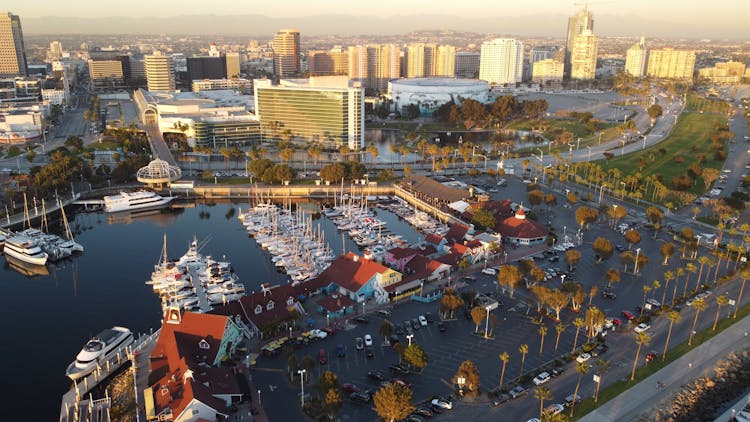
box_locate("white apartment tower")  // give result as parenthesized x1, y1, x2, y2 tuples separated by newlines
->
(570, 30, 598, 80)
(435, 45, 456, 77)
(625, 37, 648, 78)
(0, 12, 27, 77)
(479, 39, 523, 85)
(145, 51, 176, 92)
(348, 44, 400, 92)
(273, 29, 300, 78)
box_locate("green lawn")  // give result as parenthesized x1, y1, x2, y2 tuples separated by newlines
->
(685, 93, 732, 115)
(595, 111, 727, 196)
(86, 140, 122, 151)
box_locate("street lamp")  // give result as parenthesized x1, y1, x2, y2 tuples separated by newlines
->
(587, 146, 592, 162)
(297, 369, 306, 407)
(634, 248, 641, 274)
(598, 184, 607, 204)
(406, 334, 414, 346)
(620, 139, 627, 156)
(457, 376, 466, 395)
(484, 306, 491, 338)
(642, 134, 647, 150)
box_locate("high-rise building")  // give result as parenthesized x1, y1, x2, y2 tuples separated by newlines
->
(0, 12, 28, 77)
(47, 41, 63, 61)
(88, 56, 129, 90)
(454, 52, 480, 78)
(435, 45, 456, 77)
(479, 39, 523, 85)
(348, 44, 400, 92)
(532, 59, 565, 85)
(625, 37, 648, 78)
(273, 29, 300, 78)
(565, 5, 594, 79)
(308, 47, 348, 76)
(145, 51, 176, 92)
(225, 52, 241, 78)
(647, 48, 696, 80)
(570, 30, 598, 80)
(186, 56, 227, 85)
(254, 76, 364, 150)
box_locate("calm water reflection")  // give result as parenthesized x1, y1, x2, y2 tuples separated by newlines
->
(0, 199, 421, 420)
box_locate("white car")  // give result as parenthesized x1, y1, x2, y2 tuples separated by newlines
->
(364, 334, 373, 347)
(722, 169, 732, 173)
(482, 268, 496, 276)
(576, 353, 591, 363)
(418, 315, 428, 326)
(431, 398, 453, 409)
(545, 403, 565, 416)
(532, 371, 551, 385)
(634, 323, 651, 333)
(310, 329, 328, 339)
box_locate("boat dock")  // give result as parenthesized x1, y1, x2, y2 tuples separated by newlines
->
(0, 192, 80, 229)
(59, 329, 160, 422)
(187, 263, 212, 312)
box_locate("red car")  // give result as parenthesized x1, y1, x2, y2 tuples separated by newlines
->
(645, 352, 658, 363)
(318, 348, 328, 364)
(342, 383, 361, 393)
(621, 310, 636, 321)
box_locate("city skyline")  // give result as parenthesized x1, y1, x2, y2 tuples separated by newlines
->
(2, 2, 748, 39)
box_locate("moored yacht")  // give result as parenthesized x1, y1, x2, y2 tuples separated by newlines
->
(103, 191, 174, 213)
(3, 235, 48, 265)
(65, 327, 134, 380)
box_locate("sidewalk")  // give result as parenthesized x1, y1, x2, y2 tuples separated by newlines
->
(580, 313, 750, 422)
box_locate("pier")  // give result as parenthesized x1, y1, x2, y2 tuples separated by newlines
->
(0, 192, 80, 229)
(59, 329, 160, 422)
(186, 263, 213, 313)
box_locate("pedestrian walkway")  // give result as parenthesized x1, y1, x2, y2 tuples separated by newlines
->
(580, 313, 750, 422)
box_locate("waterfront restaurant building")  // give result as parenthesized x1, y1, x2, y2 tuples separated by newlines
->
(254, 76, 364, 150)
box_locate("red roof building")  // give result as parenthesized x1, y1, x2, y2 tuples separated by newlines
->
(311, 253, 401, 303)
(496, 209, 548, 245)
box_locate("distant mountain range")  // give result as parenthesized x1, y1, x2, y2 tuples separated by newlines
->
(20, 13, 745, 39)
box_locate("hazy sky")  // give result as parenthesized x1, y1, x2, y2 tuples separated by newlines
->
(5, 0, 748, 20)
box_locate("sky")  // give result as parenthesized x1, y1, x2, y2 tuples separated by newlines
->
(4, 0, 749, 38)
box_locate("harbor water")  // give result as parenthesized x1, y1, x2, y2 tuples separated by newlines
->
(0, 199, 422, 420)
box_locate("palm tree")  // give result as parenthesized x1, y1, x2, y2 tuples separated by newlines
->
(518, 344, 529, 376)
(683, 263, 697, 298)
(662, 311, 681, 360)
(554, 323, 566, 351)
(570, 361, 590, 417)
(593, 359, 610, 403)
(380, 319, 394, 342)
(688, 298, 707, 346)
(695, 255, 711, 291)
(571, 318, 585, 352)
(498, 352, 510, 390)
(534, 386, 553, 421)
(713, 295, 729, 330)
(672, 268, 685, 307)
(538, 325, 548, 357)
(735, 270, 750, 318)
(640, 286, 651, 316)
(631, 332, 652, 380)
(662, 271, 674, 309)
(651, 280, 661, 302)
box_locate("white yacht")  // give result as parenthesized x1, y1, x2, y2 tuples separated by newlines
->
(65, 327, 134, 381)
(103, 191, 174, 213)
(3, 235, 48, 265)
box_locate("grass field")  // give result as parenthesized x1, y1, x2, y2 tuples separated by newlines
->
(685, 93, 732, 114)
(596, 111, 727, 196)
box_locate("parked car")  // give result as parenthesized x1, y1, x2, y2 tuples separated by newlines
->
(431, 398, 453, 410)
(424, 312, 435, 323)
(533, 371, 551, 385)
(592, 343, 609, 357)
(377, 309, 392, 318)
(413, 407, 433, 418)
(367, 370, 386, 381)
(550, 367, 566, 378)
(354, 316, 369, 324)
(342, 383, 361, 393)
(418, 315, 428, 326)
(634, 323, 651, 333)
(491, 393, 511, 407)
(645, 352, 658, 363)
(355, 337, 364, 350)
(576, 353, 591, 363)
(364, 334, 373, 347)
(336, 344, 346, 357)
(406, 415, 424, 422)
(509, 386, 528, 399)
(365, 347, 374, 358)
(482, 268, 496, 275)
(601, 290, 617, 299)
(412, 318, 421, 330)
(646, 299, 661, 308)
(389, 364, 409, 374)
(564, 394, 581, 408)
(350, 392, 370, 405)
(462, 275, 477, 282)
(545, 403, 565, 416)
(438, 322, 446, 333)
(621, 310, 636, 321)
(318, 348, 328, 364)
(548, 256, 560, 262)
(310, 329, 328, 339)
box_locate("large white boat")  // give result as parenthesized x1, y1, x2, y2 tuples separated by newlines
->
(3, 235, 48, 266)
(65, 327, 134, 381)
(103, 191, 174, 213)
